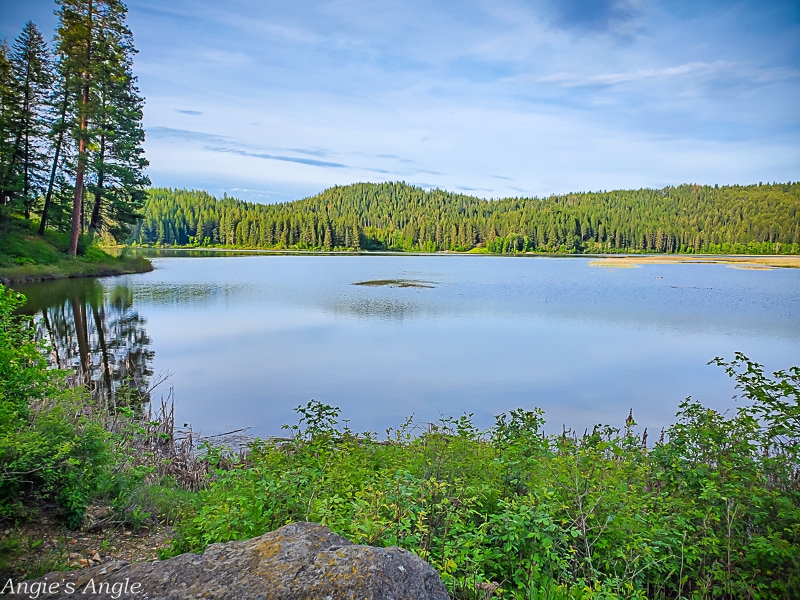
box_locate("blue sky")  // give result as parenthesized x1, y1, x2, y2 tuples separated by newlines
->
(2, 0, 799, 203)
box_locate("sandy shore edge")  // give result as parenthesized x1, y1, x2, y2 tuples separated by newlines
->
(588, 255, 799, 269)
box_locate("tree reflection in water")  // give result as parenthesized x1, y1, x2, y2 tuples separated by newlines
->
(15, 278, 155, 409)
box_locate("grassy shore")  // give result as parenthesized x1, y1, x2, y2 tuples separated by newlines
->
(0, 217, 152, 284)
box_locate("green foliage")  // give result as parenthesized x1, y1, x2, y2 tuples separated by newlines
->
(0, 218, 63, 267)
(132, 182, 799, 254)
(0, 3, 149, 246)
(0, 284, 112, 526)
(0, 214, 151, 280)
(80, 245, 109, 263)
(0, 285, 49, 421)
(170, 368, 800, 600)
(711, 352, 800, 460)
(2, 21, 53, 219)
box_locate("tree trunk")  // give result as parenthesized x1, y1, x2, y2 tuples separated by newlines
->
(89, 132, 105, 233)
(22, 63, 31, 219)
(70, 292, 90, 385)
(3, 131, 22, 200)
(23, 130, 29, 219)
(69, 111, 87, 256)
(38, 77, 69, 235)
(68, 0, 92, 256)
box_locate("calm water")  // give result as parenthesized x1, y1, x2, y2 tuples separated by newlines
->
(13, 253, 800, 438)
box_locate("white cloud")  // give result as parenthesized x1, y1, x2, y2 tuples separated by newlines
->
(537, 60, 800, 88)
(538, 61, 735, 87)
(3, 0, 798, 203)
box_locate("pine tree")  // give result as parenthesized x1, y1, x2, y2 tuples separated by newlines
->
(351, 218, 361, 250)
(56, 0, 93, 255)
(0, 40, 21, 206)
(56, 0, 147, 254)
(7, 22, 54, 219)
(86, 15, 149, 241)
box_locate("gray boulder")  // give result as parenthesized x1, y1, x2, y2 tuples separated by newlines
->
(10, 522, 450, 599)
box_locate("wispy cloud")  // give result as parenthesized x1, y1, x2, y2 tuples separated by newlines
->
(456, 185, 495, 192)
(538, 61, 739, 88)
(146, 126, 412, 175)
(148, 127, 348, 168)
(176, 109, 202, 116)
(147, 127, 228, 143)
(376, 154, 417, 164)
(288, 148, 331, 158)
(218, 148, 348, 169)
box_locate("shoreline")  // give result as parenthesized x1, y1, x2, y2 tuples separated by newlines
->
(4, 249, 795, 285)
(121, 245, 800, 268)
(0, 217, 155, 285)
(587, 254, 800, 269)
(0, 257, 154, 285)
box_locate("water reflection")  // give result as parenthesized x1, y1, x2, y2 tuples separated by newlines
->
(9, 254, 800, 439)
(124, 282, 252, 307)
(15, 279, 154, 407)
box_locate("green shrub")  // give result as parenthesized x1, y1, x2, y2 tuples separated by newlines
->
(0, 286, 50, 423)
(81, 245, 111, 263)
(170, 371, 800, 600)
(0, 284, 111, 527)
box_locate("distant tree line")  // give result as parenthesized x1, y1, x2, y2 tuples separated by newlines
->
(133, 182, 799, 254)
(0, 1, 148, 253)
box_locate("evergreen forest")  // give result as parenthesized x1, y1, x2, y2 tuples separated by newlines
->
(0, 1, 149, 254)
(134, 182, 799, 255)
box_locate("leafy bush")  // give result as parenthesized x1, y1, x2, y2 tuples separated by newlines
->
(0, 284, 111, 527)
(81, 245, 111, 263)
(0, 286, 50, 421)
(170, 370, 800, 599)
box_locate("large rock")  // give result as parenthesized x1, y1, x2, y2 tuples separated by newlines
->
(10, 522, 450, 599)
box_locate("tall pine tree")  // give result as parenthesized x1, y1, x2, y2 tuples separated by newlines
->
(0, 40, 20, 207)
(9, 21, 54, 219)
(56, 0, 147, 254)
(86, 21, 149, 241)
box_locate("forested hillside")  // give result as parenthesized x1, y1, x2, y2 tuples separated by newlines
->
(132, 182, 800, 254)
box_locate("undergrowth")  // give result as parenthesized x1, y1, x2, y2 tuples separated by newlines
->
(167, 355, 799, 600)
(0, 216, 151, 282)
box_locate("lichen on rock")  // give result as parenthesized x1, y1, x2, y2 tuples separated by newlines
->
(14, 522, 450, 599)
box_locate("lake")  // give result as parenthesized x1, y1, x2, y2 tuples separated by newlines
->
(12, 252, 800, 440)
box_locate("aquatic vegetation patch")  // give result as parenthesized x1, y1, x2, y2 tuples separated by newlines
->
(353, 279, 435, 288)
